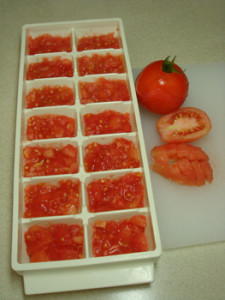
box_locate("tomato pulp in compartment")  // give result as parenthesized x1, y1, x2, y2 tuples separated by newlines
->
(24, 223, 84, 263)
(26, 85, 75, 108)
(77, 32, 120, 51)
(26, 57, 74, 80)
(23, 144, 79, 177)
(28, 34, 72, 55)
(92, 215, 150, 257)
(87, 172, 144, 212)
(79, 77, 130, 104)
(77, 53, 125, 76)
(83, 110, 132, 136)
(84, 137, 140, 172)
(23, 179, 81, 218)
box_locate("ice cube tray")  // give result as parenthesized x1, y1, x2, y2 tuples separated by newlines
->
(12, 18, 161, 295)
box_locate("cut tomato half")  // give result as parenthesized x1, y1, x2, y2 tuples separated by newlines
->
(150, 143, 213, 186)
(156, 107, 212, 143)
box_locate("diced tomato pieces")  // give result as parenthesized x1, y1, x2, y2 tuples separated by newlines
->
(26, 57, 73, 80)
(26, 114, 75, 140)
(87, 172, 144, 212)
(28, 34, 72, 55)
(23, 179, 80, 218)
(26, 85, 75, 108)
(25, 223, 84, 262)
(23, 144, 79, 177)
(77, 53, 125, 76)
(151, 143, 213, 186)
(92, 215, 149, 257)
(79, 77, 130, 104)
(77, 32, 120, 51)
(84, 138, 140, 172)
(84, 110, 132, 136)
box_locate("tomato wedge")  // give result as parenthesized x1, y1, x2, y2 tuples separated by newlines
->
(156, 107, 212, 143)
(150, 143, 213, 186)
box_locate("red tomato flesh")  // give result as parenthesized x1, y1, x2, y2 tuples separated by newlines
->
(87, 172, 144, 212)
(156, 107, 212, 143)
(26, 57, 73, 80)
(84, 138, 140, 172)
(23, 179, 81, 218)
(28, 34, 72, 55)
(151, 143, 213, 186)
(77, 53, 125, 76)
(26, 85, 75, 108)
(23, 144, 79, 177)
(26, 114, 76, 140)
(84, 110, 132, 136)
(79, 77, 130, 104)
(135, 57, 189, 114)
(92, 215, 149, 257)
(77, 32, 120, 51)
(25, 223, 84, 262)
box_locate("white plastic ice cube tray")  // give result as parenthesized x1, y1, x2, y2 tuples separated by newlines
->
(12, 18, 161, 295)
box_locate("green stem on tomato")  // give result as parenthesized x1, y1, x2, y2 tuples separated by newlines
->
(162, 56, 185, 73)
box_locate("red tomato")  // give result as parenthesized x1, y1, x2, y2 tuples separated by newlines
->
(156, 107, 212, 143)
(135, 56, 189, 114)
(150, 143, 213, 186)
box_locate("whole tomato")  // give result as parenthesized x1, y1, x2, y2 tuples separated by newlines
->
(135, 56, 189, 114)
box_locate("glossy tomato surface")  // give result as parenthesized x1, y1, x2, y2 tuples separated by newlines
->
(150, 143, 213, 186)
(156, 107, 212, 143)
(135, 57, 189, 114)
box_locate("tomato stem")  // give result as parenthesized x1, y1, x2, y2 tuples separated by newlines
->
(162, 56, 184, 73)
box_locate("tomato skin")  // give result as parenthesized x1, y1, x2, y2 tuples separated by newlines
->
(156, 107, 212, 143)
(135, 59, 189, 114)
(150, 143, 213, 186)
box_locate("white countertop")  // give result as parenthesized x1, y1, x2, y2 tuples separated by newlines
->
(1, 0, 225, 299)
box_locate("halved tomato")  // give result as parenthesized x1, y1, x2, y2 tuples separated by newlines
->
(150, 143, 213, 186)
(156, 107, 212, 143)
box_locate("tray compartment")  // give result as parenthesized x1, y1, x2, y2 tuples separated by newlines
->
(24, 78, 76, 109)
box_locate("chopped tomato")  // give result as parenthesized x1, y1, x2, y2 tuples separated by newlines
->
(79, 77, 130, 104)
(77, 32, 120, 51)
(156, 107, 212, 143)
(23, 179, 81, 218)
(25, 223, 84, 262)
(84, 138, 140, 172)
(84, 110, 132, 136)
(150, 143, 213, 186)
(77, 53, 125, 76)
(23, 144, 79, 177)
(26, 114, 76, 140)
(26, 57, 73, 80)
(87, 172, 144, 212)
(28, 34, 72, 55)
(92, 215, 149, 257)
(26, 85, 75, 108)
